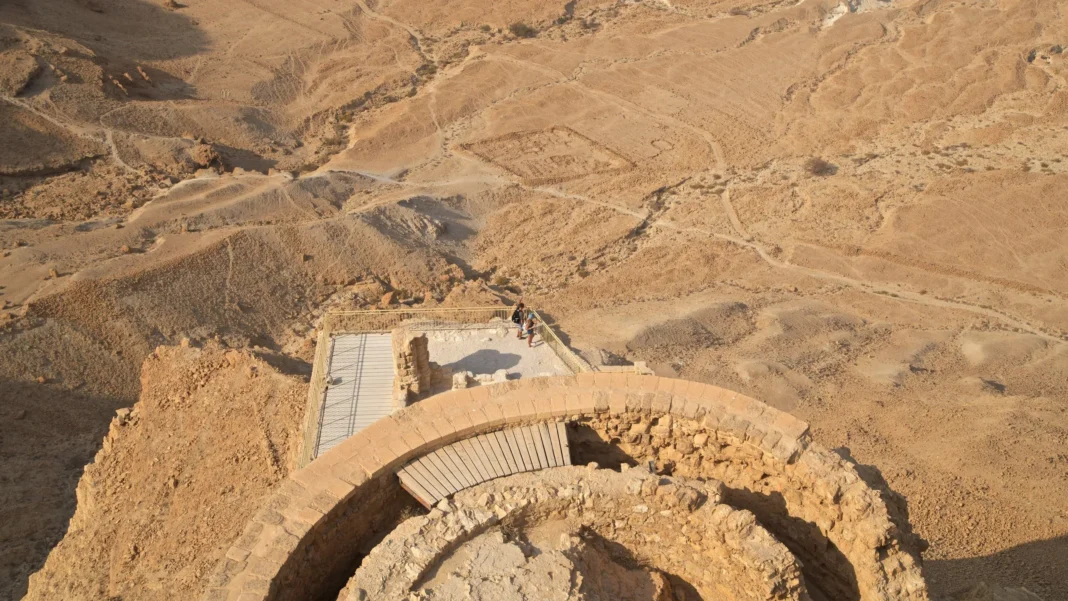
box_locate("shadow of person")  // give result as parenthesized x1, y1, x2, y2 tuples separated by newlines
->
(443, 349, 522, 374)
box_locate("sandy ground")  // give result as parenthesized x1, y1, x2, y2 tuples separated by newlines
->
(1, 0, 1067, 599)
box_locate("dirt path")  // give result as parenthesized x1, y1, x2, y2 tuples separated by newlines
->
(312, 162, 1067, 345)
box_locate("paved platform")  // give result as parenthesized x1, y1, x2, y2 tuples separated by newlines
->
(312, 324, 573, 462)
(314, 333, 394, 458)
(397, 422, 572, 508)
(425, 326, 572, 380)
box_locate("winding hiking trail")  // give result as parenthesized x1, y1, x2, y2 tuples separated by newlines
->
(308, 166, 1067, 344)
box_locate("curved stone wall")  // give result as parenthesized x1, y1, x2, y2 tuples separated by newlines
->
(341, 465, 809, 601)
(202, 374, 929, 601)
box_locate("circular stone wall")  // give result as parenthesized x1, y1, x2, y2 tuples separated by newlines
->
(202, 374, 929, 601)
(341, 465, 808, 601)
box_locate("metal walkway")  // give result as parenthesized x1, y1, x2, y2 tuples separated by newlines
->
(314, 333, 395, 459)
(397, 422, 572, 508)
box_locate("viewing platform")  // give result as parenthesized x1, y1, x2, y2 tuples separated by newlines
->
(299, 307, 605, 465)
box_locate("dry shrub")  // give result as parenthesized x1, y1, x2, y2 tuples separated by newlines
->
(509, 22, 537, 38)
(804, 157, 837, 176)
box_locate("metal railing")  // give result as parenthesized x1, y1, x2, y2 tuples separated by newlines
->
(297, 306, 592, 466)
(531, 313, 591, 376)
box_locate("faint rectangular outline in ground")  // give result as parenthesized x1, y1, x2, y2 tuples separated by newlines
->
(460, 126, 635, 186)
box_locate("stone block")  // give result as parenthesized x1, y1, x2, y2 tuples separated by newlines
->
(513, 391, 538, 419)
(330, 458, 369, 488)
(771, 437, 802, 463)
(354, 448, 388, 478)
(232, 522, 264, 553)
(320, 476, 355, 505)
(593, 372, 615, 388)
(308, 490, 342, 515)
(275, 509, 314, 540)
(656, 377, 678, 393)
(771, 409, 810, 441)
(679, 379, 706, 400)
(201, 588, 231, 601)
(241, 578, 270, 594)
(412, 417, 445, 445)
(290, 466, 326, 491)
(256, 509, 284, 527)
(719, 414, 751, 440)
(550, 394, 568, 417)
(592, 390, 610, 413)
(640, 391, 656, 412)
(744, 424, 768, 447)
(499, 398, 524, 422)
(401, 429, 429, 455)
(481, 402, 507, 427)
(651, 391, 672, 414)
(450, 407, 482, 437)
(225, 546, 251, 563)
(732, 393, 766, 420)
(533, 394, 554, 419)
(758, 430, 783, 456)
(363, 416, 403, 447)
(209, 559, 244, 587)
(244, 553, 279, 579)
(564, 392, 583, 414)
(488, 379, 523, 397)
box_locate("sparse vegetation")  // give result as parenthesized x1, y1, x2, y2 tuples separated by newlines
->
(509, 22, 537, 38)
(804, 157, 837, 176)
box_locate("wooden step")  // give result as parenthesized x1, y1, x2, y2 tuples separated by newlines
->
(398, 422, 572, 508)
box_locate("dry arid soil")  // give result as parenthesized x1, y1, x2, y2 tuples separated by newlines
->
(1, 0, 1066, 599)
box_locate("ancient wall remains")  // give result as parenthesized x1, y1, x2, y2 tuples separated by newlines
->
(202, 374, 930, 601)
(342, 466, 808, 601)
(391, 327, 430, 409)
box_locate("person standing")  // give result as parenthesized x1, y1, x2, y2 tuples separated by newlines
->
(524, 312, 537, 348)
(511, 302, 526, 339)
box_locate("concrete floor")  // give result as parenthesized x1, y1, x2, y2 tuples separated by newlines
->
(424, 326, 572, 380)
(314, 325, 572, 460)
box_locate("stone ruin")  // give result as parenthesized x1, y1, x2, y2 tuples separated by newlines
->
(205, 375, 937, 601)
(391, 327, 431, 409)
(342, 466, 808, 601)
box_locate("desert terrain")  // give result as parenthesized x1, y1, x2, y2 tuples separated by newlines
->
(1, 0, 1066, 599)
